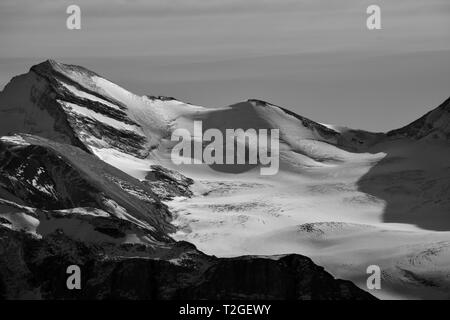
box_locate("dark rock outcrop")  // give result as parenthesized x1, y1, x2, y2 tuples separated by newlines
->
(0, 134, 175, 241)
(144, 165, 194, 200)
(0, 227, 375, 300)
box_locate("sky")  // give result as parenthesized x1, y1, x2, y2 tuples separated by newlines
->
(0, 0, 449, 131)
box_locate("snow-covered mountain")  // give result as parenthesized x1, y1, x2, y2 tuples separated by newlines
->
(0, 60, 377, 300)
(1, 60, 449, 300)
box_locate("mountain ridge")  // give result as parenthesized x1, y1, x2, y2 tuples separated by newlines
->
(1, 60, 448, 167)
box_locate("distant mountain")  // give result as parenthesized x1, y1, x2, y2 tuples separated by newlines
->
(1, 60, 449, 300)
(0, 60, 377, 300)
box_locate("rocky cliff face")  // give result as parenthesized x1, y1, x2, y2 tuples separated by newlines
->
(0, 135, 174, 242)
(0, 60, 152, 157)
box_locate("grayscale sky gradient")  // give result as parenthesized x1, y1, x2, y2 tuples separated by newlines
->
(1, 0, 449, 131)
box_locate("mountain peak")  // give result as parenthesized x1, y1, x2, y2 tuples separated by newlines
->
(30, 59, 99, 81)
(30, 59, 64, 73)
(388, 96, 450, 140)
